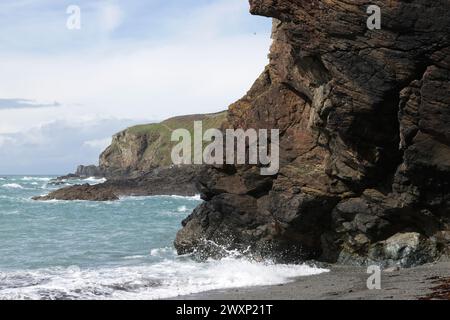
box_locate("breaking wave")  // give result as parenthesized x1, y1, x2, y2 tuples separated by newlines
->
(0, 176, 328, 300)
(0, 256, 328, 300)
(2, 183, 24, 189)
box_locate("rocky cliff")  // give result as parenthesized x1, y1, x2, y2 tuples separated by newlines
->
(35, 112, 227, 201)
(99, 111, 227, 177)
(175, 0, 450, 267)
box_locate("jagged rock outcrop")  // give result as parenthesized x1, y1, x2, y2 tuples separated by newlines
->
(75, 165, 104, 178)
(175, 0, 450, 267)
(52, 166, 105, 183)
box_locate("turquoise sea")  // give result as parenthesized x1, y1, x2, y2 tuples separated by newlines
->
(0, 175, 327, 300)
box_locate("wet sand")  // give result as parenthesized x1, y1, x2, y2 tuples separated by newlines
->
(174, 260, 450, 300)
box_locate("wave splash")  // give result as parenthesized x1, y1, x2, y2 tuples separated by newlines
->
(21, 177, 52, 182)
(0, 255, 328, 300)
(2, 183, 24, 189)
(0, 176, 328, 300)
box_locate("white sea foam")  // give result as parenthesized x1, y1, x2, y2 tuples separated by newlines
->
(0, 257, 328, 300)
(122, 255, 147, 260)
(2, 183, 24, 189)
(2, 210, 20, 216)
(118, 194, 202, 202)
(177, 205, 189, 212)
(45, 199, 71, 204)
(36, 198, 92, 204)
(150, 247, 176, 257)
(83, 177, 107, 185)
(166, 194, 202, 201)
(21, 177, 51, 182)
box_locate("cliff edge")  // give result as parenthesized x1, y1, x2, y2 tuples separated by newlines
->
(99, 111, 227, 177)
(175, 0, 450, 267)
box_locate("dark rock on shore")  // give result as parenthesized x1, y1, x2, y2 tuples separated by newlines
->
(33, 165, 201, 201)
(33, 184, 119, 201)
(51, 165, 105, 183)
(75, 165, 105, 178)
(175, 0, 450, 267)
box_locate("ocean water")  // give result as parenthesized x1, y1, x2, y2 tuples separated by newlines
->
(0, 175, 328, 300)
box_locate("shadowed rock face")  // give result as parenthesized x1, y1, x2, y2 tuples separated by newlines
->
(175, 0, 450, 267)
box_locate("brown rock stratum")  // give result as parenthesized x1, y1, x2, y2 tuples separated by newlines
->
(175, 0, 450, 267)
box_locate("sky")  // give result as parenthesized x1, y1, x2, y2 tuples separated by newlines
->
(0, 0, 272, 174)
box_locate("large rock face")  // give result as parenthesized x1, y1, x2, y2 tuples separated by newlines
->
(175, 0, 450, 267)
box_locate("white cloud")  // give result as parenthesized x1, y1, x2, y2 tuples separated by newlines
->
(0, 136, 15, 147)
(0, 0, 271, 132)
(0, 0, 272, 173)
(0, 98, 60, 110)
(0, 33, 270, 132)
(83, 137, 112, 149)
(98, 3, 123, 32)
(0, 118, 141, 174)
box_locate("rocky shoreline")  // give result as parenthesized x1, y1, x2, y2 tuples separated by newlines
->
(33, 165, 201, 201)
(32, 112, 227, 202)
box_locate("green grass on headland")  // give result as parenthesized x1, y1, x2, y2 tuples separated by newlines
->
(101, 111, 228, 170)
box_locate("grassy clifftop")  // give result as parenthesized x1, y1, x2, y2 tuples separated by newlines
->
(99, 111, 227, 176)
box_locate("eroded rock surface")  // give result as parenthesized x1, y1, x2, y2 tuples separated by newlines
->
(175, 0, 450, 267)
